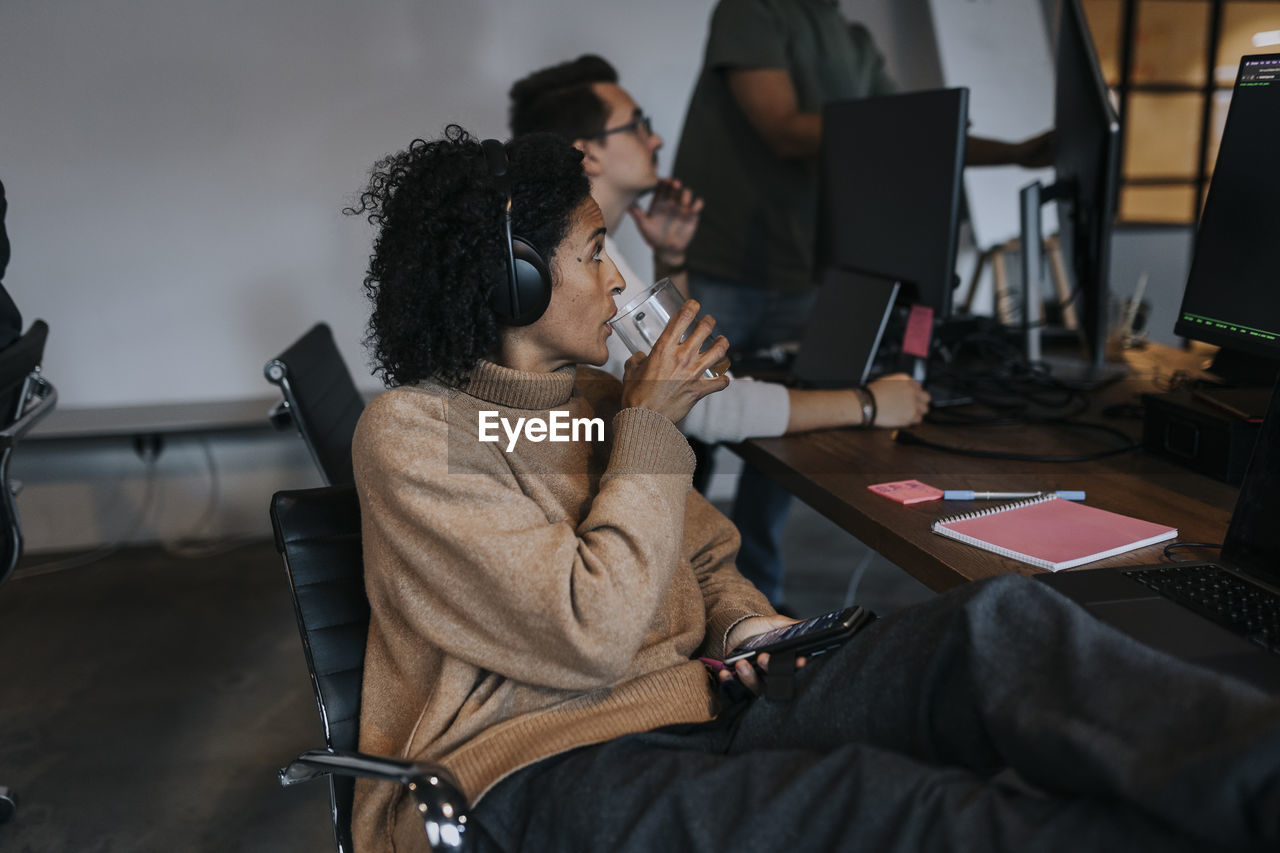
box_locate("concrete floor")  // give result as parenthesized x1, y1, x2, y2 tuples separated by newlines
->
(0, 499, 931, 852)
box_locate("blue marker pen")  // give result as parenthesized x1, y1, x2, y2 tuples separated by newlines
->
(942, 490, 1086, 501)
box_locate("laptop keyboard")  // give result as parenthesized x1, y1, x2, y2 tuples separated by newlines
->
(1124, 565, 1280, 654)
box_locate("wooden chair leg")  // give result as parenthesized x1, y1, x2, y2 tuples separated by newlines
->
(960, 247, 990, 314)
(992, 244, 1013, 325)
(1045, 235, 1078, 330)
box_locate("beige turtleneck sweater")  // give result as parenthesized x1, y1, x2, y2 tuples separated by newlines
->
(351, 360, 773, 852)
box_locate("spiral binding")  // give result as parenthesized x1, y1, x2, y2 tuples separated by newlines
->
(932, 492, 1058, 530)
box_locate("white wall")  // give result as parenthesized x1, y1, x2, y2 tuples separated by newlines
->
(0, 0, 722, 409)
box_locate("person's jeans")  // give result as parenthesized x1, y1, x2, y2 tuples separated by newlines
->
(472, 576, 1280, 852)
(689, 271, 817, 604)
(689, 271, 816, 357)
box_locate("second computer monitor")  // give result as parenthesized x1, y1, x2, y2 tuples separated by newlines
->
(1173, 52, 1280, 386)
(815, 87, 969, 320)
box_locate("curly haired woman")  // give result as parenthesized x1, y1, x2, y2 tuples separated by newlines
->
(348, 127, 1279, 853)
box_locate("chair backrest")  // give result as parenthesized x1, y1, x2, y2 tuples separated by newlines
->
(0, 320, 55, 586)
(271, 484, 368, 853)
(265, 323, 366, 486)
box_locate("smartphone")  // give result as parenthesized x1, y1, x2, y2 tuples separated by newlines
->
(722, 605, 877, 665)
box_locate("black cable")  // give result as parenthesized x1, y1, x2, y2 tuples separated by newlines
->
(925, 394, 1093, 427)
(1162, 541, 1223, 561)
(14, 445, 161, 578)
(892, 426, 1140, 463)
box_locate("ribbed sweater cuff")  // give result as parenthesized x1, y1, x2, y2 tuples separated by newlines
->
(708, 607, 774, 658)
(609, 407, 697, 476)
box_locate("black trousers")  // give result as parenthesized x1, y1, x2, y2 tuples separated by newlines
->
(472, 575, 1280, 852)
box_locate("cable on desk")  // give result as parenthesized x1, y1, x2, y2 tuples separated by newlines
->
(927, 344, 1102, 423)
(932, 320, 1128, 394)
(892, 426, 1140, 463)
(1162, 541, 1223, 562)
(925, 394, 1092, 428)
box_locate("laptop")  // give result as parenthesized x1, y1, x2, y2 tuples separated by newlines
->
(1038, 376, 1280, 693)
(788, 267, 899, 389)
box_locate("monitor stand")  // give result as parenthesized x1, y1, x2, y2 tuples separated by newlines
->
(1018, 180, 1123, 390)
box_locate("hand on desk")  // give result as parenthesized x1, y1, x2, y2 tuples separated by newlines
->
(868, 374, 931, 428)
(784, 376, 929, 433)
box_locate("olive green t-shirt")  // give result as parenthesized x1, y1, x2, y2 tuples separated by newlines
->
(673, 0, 896, 293)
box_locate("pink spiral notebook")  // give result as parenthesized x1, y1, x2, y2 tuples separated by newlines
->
(931, 493, 1177, 571)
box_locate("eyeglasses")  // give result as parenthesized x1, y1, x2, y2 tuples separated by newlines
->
(596, 113, 653, 140)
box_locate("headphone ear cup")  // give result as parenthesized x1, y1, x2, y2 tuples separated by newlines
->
(506, 236, 552, 326)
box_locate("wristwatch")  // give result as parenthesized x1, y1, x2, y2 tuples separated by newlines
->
(853, 386, 876, 428)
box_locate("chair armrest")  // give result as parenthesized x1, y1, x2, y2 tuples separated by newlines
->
(0, 377, 56, 449)
(279, 748, 470, 851)
(263, 359, 296, 432)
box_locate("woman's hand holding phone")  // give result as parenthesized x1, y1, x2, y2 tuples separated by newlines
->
(718, 650, 809, 695)
(714, 606, 877, 695)
(720, 614, 807, 695)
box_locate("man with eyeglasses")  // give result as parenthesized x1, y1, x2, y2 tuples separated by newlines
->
(511, 57, 704, 312)
(508, 55, 929, 520)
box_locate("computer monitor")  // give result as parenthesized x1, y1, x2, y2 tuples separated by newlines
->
(1173, 53, 1280, 388)
(815, 88, 969, 320)
(1020, 0, 1120, 374)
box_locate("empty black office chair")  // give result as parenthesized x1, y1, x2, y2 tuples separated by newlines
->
(271, 485, 470, 852)
(265, 323, 366, 486)
(0, 319, 57, 822)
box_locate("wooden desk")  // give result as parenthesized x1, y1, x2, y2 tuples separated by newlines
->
(733, 360, 1238, 592)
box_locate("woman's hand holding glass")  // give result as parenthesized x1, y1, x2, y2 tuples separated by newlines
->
(619, 299, 730, 423)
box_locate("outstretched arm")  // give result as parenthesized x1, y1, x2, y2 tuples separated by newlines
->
(966, 129, 1055, 168)
(785, 374, 930, 433)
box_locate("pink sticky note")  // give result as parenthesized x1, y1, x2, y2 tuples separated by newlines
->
(867, 479, 944, 505)
(902, 305, 934, 358)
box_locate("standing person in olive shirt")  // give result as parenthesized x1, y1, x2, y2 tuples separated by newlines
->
(673, 0, 1052, 607)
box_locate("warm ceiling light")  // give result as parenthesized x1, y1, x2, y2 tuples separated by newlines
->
(1252, 30, 1280, 47)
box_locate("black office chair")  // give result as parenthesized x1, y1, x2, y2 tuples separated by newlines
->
(0, 319, 57, 822)
(271, 485, 471, 852)
(265, 323, 366, 486)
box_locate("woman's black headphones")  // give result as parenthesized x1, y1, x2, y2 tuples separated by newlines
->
(481, 139, 552, 326)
